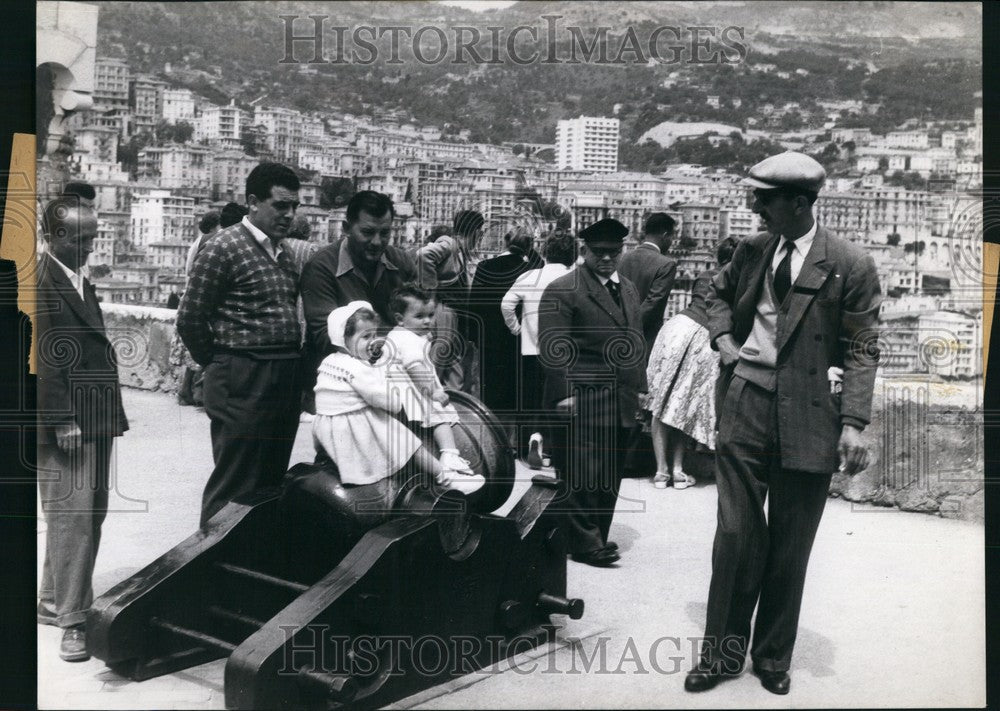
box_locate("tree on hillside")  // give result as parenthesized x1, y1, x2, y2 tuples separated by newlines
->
(320, 176, 356, 210)
(154, 120, 194, 144)
(885, 170, 926, 190)
(118, 132, 154, 175)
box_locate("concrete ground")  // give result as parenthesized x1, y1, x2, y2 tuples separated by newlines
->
(38, 390, 986, 709)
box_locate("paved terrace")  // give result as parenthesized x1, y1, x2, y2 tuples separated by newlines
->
(38, 389, 985, 709)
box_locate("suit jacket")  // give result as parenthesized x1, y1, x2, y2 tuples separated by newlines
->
(36, 253, 128, 442)
(466, 251, 542, 346)
(537, 265, 648, 429)
(707, 226, 881, 473)
(617, 242, 677, 350)
(678, 268, 717, 329)
(465, 251, 541, 410)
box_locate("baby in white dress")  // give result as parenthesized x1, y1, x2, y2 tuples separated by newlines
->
(383, 284, 477, 478)
(312, 300, 484, 494)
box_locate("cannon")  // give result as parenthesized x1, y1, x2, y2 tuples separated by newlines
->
(87, 391, 583, 709)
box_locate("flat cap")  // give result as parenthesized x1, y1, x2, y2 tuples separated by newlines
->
(580, 218, 629, 244)
(743, 151, 826, 193)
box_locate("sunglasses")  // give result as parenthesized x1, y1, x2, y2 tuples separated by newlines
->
(588, 245, 623, 258)
(752, 190, 788, 206)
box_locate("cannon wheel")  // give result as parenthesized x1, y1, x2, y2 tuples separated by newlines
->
(441, 389, 516, 513)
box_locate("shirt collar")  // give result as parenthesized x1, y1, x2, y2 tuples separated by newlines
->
(335, 238, 398, 279)
(46, 251, 88, 298)
(637, 241, 661, 253)
(242, 216, 282, 260)
(781, 221, 817, 257)
(48, 251, 80, 280)
(596, 271, 620, 286)
(49, 250, 89, 282)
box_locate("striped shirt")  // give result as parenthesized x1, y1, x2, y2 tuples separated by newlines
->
(178, 223, 300, 366)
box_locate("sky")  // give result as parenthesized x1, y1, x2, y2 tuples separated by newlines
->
(436, 1, 519, 11)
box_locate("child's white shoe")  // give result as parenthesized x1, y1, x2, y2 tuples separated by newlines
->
(438, 471, 486, 495)
(439, 449, 474, 475)
(526, 433, 544, 470)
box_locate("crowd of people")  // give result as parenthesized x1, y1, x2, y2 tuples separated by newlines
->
(36, 151, 882, 698)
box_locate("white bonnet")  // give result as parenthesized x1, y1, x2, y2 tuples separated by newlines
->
(327, 300, 375, 348)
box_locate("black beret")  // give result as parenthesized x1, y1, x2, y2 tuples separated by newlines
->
(579, 218, 628, 244)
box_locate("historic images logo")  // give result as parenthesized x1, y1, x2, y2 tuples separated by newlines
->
(279, 15, 749, 66)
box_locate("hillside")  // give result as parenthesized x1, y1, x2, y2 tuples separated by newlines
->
(92, 2, 982, 163)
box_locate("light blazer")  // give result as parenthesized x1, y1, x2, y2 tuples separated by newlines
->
(537, 265, 648, 428)
(707, 226, 881, 473)
(35, 253, 128, 442)
(617, 242, 678, 350)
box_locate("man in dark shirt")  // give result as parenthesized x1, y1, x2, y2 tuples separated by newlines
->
(301, 190, 416, 367)
(177, 162, 303, 526)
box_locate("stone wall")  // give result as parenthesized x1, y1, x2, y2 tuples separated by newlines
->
(102, 308, 985, 523)
(103, 303, 187, 393)
(830, 377, 983, 523)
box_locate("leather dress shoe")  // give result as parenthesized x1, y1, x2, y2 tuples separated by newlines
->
(603, 541, 619, 551)
(753, 665, 790, 695)
(571, 548, 620, 567)
(60, 626, 90, 662)
(684, 663, 724, 692)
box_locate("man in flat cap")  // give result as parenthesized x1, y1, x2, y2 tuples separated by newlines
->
(537, 218, 647, 567)
(686, 152, 881, 694)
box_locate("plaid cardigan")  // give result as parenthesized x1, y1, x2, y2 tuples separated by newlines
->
(178, 224, 300, 366)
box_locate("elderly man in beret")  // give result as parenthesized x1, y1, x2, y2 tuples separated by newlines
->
(537, 218, 647, 567)
(685, 152, 881, 695)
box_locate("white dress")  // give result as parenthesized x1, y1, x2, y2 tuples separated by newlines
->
(382, 326, 460, 428)
(645, 314, 719, 450)
(312, 352, 422, 485)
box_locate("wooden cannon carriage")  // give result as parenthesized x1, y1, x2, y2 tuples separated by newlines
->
(87, 391, 583, 709)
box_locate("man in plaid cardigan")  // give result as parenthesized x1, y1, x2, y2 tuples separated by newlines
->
(178, 163, 304, 527)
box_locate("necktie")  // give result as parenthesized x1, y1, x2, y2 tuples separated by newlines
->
(605, 279, 621, 309)
(774, 241, 794, 306)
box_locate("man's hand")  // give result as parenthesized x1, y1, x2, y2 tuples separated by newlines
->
(838, 424, 870, 475)
(555, 396, 576, 416)
(716, 334, 741, 367)
(431, 388, 450, 406)
(55, 423, 82, 452)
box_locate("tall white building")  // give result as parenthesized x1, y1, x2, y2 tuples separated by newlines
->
(162, 88, 196, 123)
(198, 101, 242, 144)
(129, 189, 196, 249)
(93, 57, 130, 112)
(212, 151, 259, 202)
(555, 116, 620, 173)
(137, 145, 213, 197)
(253, 105, 324, 163)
